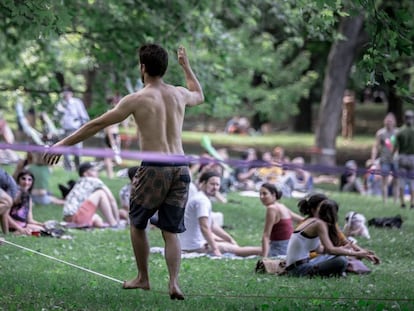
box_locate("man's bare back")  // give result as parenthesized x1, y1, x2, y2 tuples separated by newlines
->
(43, 45, 203, 165)
(43, 44, 204, 300)
(117, 82, 188, 154)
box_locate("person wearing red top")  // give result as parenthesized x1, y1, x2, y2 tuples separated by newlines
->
(259, 183, 303, 257)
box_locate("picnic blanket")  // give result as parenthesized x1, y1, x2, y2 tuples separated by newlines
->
(150, 247, 258, 260)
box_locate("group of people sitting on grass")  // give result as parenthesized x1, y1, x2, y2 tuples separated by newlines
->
(178, 169, 380, 277)
(1, 149, 381, 278)
(191, 146, 315, 201)
(0, 152, 139, 235)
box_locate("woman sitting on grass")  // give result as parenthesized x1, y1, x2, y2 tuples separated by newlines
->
(14, 152, 65, 206)
(259, 183, 303, 257)
(297, 193, 380, 265)
(8, 170, 45, 235)
(285, 199, 378, 277)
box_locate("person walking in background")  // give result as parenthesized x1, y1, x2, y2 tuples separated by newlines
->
(0, 168, 19, 234)
(43, 44, 204, 300)
(103, 95, 123, 179)
(393, 110, 414, 209)
(371, 112, 398, 203)
(54, 86, 89, 171)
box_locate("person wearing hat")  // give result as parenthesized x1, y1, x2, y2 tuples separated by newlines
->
(393, 110, 414, 208)
(53, 86, 90, 171)
(62, 162, 120, 227)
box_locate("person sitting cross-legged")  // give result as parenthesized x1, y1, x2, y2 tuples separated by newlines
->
(178, 171, 261, 257)
(63, 162, 119, 228)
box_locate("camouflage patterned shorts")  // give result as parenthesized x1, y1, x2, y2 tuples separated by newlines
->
(129, 163, 190, 233)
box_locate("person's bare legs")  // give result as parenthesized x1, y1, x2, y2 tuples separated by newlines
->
(391, 176, 398, 204)
(88, 190, 117, 226)
(398, 178, 406, 207)
(123, 225, 150, 290)
(409, 180, 414, 207)
(104, 157, 114, 179)
(381, 175, 388, 204)
(162, 230, 184, 300)
(91, 214, 105, 228)
(0, 214, 8, 234)
(218, 242, 262, 257)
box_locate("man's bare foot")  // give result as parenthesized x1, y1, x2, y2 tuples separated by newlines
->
(122, 278, 150, 290)
(169, 285, 184, 300)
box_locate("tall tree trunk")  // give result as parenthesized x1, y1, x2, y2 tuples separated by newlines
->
(312, 15, 365, 166)
(387, 82, 404, 126)
(83, 69, 96, 109)
(292, 97, 312, 132)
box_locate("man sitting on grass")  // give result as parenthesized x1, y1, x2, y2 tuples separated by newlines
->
(63, 162, 120, 228)
(179, 171, 261, 257)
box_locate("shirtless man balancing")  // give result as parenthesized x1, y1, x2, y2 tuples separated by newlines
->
(43, 44, 204, 300)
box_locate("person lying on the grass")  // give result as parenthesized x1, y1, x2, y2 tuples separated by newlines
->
(297, 192, 380, 264)
(285, 199, 379, 277)
(178, 170, 262, 257)
(8, 170, 45, 235)
(62, 162, 120, 228)
(259, 183, 303, 258)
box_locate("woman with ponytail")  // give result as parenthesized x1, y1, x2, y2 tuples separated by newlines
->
(297, 193, 380, 265)
(259, 183, 303, 257)
(285, 199, 378, 277)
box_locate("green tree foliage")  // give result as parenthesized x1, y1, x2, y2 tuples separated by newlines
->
(0, 0, 413, 131)
(0, 0, 319, 124)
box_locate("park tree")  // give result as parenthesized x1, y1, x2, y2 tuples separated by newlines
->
(0, 0, 413, 165)
(0, 1, 320, 128)
(313, 0, 414, 165)
(0, 1, 234, 117)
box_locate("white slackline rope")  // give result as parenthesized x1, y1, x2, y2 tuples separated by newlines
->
(2, 239, 123, 284)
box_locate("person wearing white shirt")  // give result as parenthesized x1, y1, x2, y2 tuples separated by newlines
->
(179, 171, 261, 257)
(54, 86, 89, 171)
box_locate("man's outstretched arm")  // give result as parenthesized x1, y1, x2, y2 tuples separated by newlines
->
(43, 109, 126, 165)
(177, 46, 204, 106)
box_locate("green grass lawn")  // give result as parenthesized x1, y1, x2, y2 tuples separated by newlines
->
(1, 164, 414, 310)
